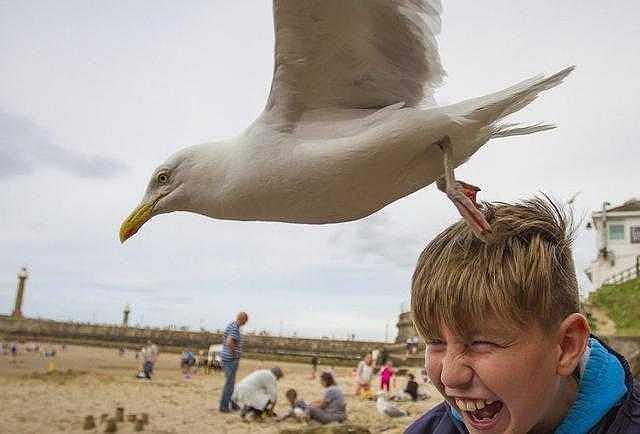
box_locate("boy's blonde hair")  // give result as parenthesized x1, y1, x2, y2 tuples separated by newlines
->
(411, 196, 578, 340)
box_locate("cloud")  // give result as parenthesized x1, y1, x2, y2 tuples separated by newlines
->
(0, 111, 127, 179)
(332, 212, 429, 269)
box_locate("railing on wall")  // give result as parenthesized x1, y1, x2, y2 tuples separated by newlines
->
(602, 255, 640, 286)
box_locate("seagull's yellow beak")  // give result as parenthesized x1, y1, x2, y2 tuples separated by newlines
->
(119, 194, 166, 243)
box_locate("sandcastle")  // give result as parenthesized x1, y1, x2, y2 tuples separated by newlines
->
(82, 407, 148, 432)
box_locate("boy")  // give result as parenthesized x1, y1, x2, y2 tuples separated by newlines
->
(406, 198, 639, 433)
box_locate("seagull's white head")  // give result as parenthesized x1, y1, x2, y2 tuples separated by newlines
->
(119, 143, 224, 243)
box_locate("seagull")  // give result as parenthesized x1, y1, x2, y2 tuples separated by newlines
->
(120, 0, 573, 243)
(376, 392, 408, 418)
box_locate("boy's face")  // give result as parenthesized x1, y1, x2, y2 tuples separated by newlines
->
(426, 321, 565, 433)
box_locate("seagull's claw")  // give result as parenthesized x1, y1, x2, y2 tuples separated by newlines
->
(434, 136, 491, 239)
(439, 179, 491, 238)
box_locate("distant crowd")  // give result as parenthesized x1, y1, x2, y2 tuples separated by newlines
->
(0, 341, 65, 358)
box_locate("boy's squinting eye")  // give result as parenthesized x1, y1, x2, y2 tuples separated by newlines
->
(470, 340, 500, 351)
(426, 339, 445, 349)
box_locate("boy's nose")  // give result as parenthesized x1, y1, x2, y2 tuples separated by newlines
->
(440, 353, 473, 389)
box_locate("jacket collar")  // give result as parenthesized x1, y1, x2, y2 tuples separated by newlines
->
(554, 337, 627, 434)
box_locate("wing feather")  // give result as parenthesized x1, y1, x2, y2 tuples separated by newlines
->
(264, 0, 445, 123)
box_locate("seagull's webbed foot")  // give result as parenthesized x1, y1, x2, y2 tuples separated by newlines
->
(437, 178, 491, 236)
(435, 136, 491, 238)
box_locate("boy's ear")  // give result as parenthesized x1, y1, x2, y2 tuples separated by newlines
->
(556, 313, 590, 377)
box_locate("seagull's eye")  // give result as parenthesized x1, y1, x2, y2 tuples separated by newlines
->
(157, 173, 169, 184)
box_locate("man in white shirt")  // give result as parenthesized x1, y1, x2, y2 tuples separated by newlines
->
(232, 366, 284, 421)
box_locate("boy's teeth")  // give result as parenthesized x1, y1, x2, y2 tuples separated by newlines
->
(456, 398, 489, 412)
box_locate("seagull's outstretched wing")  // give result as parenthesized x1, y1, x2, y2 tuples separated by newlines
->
(264, 0, 445, 124)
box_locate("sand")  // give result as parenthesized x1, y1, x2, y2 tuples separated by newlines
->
(0, 343, 442, 434)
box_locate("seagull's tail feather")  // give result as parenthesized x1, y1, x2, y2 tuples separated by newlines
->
(466, 66, 574, 137)
(435, 67, 572, 165)
(489, 122, 557, 138)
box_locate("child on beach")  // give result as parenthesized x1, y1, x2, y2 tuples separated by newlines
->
(277, 388, 307, 422)
(354, 353, 374, 398)
(406, 197, 640, 433)
(393, 373, 423, 402)
(310, 355, 319, 380)
(379, 360, 395, 392)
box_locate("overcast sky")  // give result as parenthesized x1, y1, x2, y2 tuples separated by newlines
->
(1, 1, 639, 341)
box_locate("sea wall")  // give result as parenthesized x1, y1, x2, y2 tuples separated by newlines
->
(0, 316, 385, 366)
(2, 315, 637, 374)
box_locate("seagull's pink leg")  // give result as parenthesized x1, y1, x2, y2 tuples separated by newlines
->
(435, 136, 491, 237)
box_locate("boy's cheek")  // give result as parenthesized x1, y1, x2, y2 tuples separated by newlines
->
(424, 354, 443, 387)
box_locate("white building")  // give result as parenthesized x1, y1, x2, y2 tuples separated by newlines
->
(585, 198, 640, 291)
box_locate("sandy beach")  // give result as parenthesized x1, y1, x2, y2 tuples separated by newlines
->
(0, 343, 442, 434)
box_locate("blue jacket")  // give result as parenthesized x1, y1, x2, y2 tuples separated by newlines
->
(405, 337, 640, 434)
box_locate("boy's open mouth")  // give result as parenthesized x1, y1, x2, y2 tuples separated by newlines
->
(455, 399, 504, 430)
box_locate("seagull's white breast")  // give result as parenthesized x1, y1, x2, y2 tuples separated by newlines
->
(215, 108, 455, 224)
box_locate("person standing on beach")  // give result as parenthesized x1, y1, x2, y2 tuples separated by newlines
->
(206, 345, 213, 374)
(354, 353, 373, 397)
(149, 342, 158, 361)
(147, 341, 159, 377)
(219, 311, 248, 412)
(379, 360, 395, 392)
(135, 341, 158, 380)
(310, 355, 319, 380)
(181, 349, 195, 379)
(137, 345, 151, 379)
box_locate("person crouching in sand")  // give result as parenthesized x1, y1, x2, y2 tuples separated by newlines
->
(232, 366, 284, 422)
(406, 197, 640, 434)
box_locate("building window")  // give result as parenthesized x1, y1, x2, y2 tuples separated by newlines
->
(631, 226, 640, 244)
(609, 224, 625, 240)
